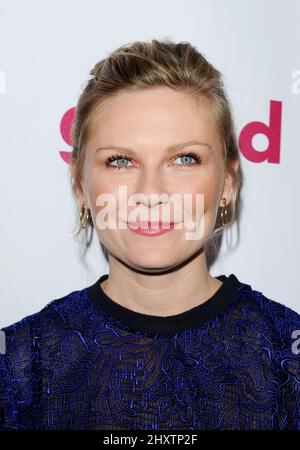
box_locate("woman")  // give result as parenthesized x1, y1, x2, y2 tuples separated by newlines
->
(0, 39, 299, 430)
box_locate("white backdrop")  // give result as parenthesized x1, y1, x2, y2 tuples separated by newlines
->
(1, 0, 299, 328)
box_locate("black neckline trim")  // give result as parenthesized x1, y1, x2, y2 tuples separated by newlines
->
(87, 273, 243, 335)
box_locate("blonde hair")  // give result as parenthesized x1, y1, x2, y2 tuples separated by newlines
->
(70, 38, 243, 261)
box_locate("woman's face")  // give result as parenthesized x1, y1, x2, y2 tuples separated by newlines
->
(81, 87, 234, 272)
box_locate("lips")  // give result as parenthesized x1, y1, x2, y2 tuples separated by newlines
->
(127, 221, 174, 229)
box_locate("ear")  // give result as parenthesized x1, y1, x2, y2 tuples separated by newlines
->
(219, 159, 239, 207)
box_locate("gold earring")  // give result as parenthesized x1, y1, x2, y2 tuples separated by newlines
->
(80, 204, 90, 230)
(220, 198, 228, 226)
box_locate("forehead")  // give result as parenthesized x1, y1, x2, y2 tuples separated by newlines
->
(86, 87, 221, 150)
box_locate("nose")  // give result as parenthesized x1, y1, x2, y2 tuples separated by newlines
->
(134, 168, 170, 208)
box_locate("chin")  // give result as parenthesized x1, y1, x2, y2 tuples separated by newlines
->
(125, 256, 180, 273)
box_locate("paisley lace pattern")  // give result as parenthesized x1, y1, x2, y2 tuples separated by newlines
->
(0, 276, 299, 430)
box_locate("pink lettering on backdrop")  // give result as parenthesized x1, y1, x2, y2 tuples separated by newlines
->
(59, 101, 282, 165)
(59, 107, 75, 164)
(238, 100, 282, 164)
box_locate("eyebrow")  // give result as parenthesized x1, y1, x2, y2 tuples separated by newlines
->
(94, 140, 212, 154)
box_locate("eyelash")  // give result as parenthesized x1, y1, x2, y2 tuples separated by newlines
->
(105, 151, 202, 169)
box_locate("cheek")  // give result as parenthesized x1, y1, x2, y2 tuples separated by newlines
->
(182, 173, 221, 218)
(87, 171, 120, 211)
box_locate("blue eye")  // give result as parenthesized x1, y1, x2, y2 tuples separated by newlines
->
(105, 154, 133, 169)
(105, 151, 202, 170)
(174, 152, 201, 166)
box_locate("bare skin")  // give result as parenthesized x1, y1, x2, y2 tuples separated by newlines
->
(74, 87, 239, 317)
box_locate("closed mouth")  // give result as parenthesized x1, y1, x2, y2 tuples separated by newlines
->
(127, 221, 175, 229)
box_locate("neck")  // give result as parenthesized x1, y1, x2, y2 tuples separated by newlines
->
(100, 252, 222, 316)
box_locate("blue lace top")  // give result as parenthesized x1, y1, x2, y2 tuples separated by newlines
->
(0, 273, 299, 430)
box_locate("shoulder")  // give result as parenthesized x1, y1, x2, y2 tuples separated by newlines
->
(0, 284, 91, 356)
(230, 278, 300, 429)
(233, 277, 300, 372)
(0, 284, 91, 429)
(235, 278, 300, 340)
(257, 291, 300, 340)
